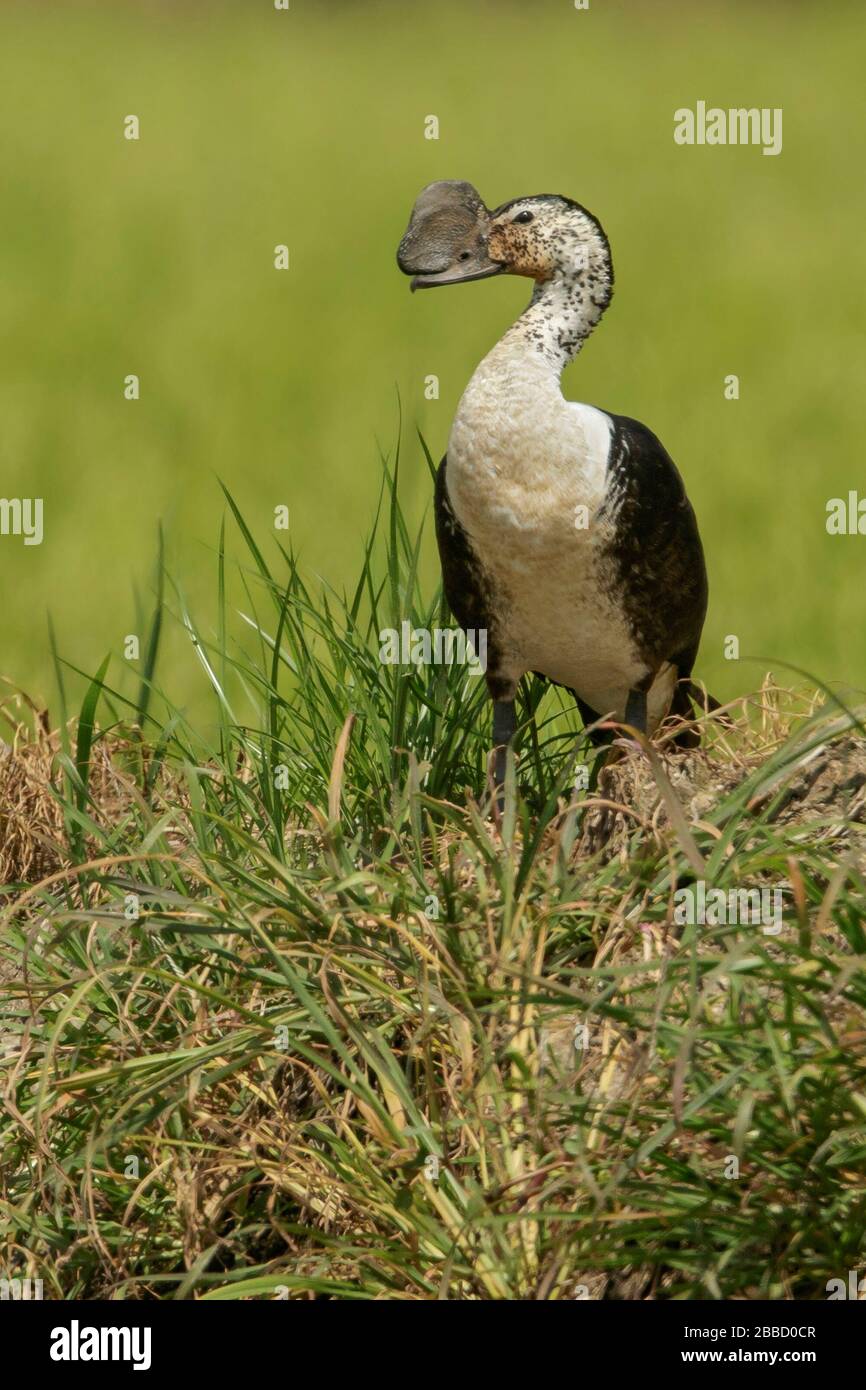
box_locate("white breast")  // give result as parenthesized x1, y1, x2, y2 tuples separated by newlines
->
(446, 343, 655, 720)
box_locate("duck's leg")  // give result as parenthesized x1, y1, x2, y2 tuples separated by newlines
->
(578, 689, 646, 801)
(491, 699, 517, 811)
(624, 685, 648, 735)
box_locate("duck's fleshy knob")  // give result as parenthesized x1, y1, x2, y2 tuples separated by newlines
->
(397, 180, 503, 291)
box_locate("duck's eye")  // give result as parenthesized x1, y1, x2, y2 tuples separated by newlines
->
(512, 210, 534, 225)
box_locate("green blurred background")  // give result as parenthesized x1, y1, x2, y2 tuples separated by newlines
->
(1, 0, 864, 718)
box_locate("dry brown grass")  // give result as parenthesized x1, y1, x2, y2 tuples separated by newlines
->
(1, 690, 66, 885)
(0, 686, 185, 888)
(580, 679, 866, 868)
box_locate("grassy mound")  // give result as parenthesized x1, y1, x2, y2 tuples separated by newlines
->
(2, 475, 865, 1300)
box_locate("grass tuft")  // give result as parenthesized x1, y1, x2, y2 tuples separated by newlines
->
(2, 464, 865, 1300)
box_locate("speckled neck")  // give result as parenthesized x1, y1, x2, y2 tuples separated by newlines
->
(501, 250, 613, 374)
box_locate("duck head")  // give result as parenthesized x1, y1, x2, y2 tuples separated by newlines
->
(397, 180, 503, 291)
(485, 194, 613, 296)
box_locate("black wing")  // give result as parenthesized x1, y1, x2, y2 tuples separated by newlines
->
(597, 413, 708, 679)
(434, 455, 510, 699)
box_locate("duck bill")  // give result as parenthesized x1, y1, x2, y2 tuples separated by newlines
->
(410, 260, 504, 292)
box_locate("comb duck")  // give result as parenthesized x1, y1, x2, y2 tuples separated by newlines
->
(399, 185, 712, 796)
